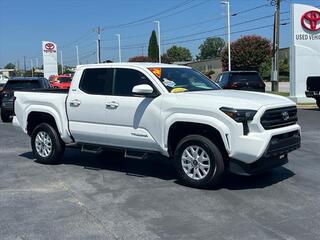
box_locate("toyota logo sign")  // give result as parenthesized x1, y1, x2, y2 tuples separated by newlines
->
(301, 10, 320, 31)
(45, 43, 55, 50)
(43, 42, 56, 53)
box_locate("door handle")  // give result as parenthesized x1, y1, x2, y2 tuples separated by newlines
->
(69, 99, 81, 107)
(106, 101, 119, 109)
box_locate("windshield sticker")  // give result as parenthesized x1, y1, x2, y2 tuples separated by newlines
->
(163, 78, 176, 88)
(170, 88, 188, 93)
(148, 68, 161, 78)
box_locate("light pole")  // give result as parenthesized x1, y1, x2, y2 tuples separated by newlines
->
(75, 45, 80, 65)
(222, 1, 231, 71)
(154, 20, 161, 63)
(116, 34, 122, 62)
(30, 59, 34, 77)
(60, 51, 64, 74)
(271, 0, 280, 92)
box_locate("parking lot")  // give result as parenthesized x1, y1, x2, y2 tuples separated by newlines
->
(0, 109, 319, 240)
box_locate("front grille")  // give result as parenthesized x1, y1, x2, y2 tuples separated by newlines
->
(261, 106, 298, 130)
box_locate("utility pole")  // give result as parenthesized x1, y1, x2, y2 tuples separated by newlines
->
(222, 1, 231, 71)
(30, 59, 34, 77)
(60, 51, 64, 74)
(76, 45, 80, 65)
(154, 21, 161, 63)
(116, 34, 122, 62)
(271, 0, 280, 92)
(23, 56, 26, 75)
(95, 27, 102, 63)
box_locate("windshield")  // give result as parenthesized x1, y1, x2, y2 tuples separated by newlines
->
(57, 77, 72, 83)
(5, 80, 41, 90)
(149, 67, 220, 93)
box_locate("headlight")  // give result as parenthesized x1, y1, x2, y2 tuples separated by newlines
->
(220, 107, 257, 122)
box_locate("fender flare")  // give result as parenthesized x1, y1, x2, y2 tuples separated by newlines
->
(163, 113, 231, 153)
(24, 105, 73, 143)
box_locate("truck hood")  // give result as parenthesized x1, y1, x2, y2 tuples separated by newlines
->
(176, 90, 295, 110)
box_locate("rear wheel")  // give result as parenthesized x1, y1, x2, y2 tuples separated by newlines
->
(31, 123, 65, 164)
(1, 111, 11, 122)
(316, 99, 320, 108)
(174, 135, 225, 188)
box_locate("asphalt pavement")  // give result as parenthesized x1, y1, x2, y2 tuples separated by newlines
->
(0, 109, 320, 240)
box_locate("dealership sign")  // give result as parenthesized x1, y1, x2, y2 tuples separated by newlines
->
(42, 41, 58, 79)
(290, 4, 320, 103)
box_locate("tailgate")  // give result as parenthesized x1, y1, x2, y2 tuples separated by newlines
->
(306, 76, 320, 91)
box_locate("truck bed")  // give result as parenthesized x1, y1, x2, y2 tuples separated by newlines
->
(14, 90, 72, 142)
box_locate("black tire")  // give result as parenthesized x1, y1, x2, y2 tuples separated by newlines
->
(316, 99, 320, 108)
(31, 123, 65, 164)
(174, 135, 225, 188)
(1, 111, 11, 122)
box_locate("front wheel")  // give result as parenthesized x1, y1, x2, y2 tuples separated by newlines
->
(174, 135, 225, 188)
(31, 123, 65, 164)
(316, 99, 320, 108)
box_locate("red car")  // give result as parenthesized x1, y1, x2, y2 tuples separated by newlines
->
(49, 75, 73, 89)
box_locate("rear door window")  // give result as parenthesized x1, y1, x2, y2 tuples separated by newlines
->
(219, 73, 229, 87)
(79, 68, 113, 95)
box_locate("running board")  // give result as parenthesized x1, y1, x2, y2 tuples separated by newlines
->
(81, 145, 103, 154)
(124, 150, 148, 160)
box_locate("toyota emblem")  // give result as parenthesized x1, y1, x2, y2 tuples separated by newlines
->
(45, 42, 55, 50)
(282, 111, 290, 121)
(301, 10, 320, 32)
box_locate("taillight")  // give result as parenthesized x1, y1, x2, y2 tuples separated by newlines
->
(226, 82, 238, 88)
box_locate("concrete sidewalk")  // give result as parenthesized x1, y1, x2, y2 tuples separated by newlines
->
(265, 81, 290, 93)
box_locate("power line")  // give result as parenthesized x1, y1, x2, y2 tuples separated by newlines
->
(162, 11, 289, 42)
(231, 3, 269, 16)
(102, 0, 195, 29)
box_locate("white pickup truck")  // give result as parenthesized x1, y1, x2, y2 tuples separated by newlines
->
(13, 63, 301, 188)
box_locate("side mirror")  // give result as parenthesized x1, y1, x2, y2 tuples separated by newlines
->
(132, 84, 156, 97)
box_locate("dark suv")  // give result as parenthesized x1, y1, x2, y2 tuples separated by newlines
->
(0, 77, 50, 122)
(305, 76, 320, 108)
(215, 71, 266, 92)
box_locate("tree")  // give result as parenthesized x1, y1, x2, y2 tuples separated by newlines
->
(161, 53, 173, 64)
(197, 37, 225, 60)
(166, 45, 192, 62)
(4, 63, 15, 69)
(129, 56, 151, 62)
(221, 35, 271, 71)
(148, 30, 159, 62)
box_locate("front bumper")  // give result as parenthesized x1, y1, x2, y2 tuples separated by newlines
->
(229, 130, 301, 175)
(305, 90, 320, 98)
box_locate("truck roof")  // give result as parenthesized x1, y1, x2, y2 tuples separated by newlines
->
(77, 62, 191, 69)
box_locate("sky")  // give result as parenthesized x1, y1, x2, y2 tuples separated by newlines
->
(0, 0, 319, 68)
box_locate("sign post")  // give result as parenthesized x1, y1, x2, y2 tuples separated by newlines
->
(42, 41, 58, 79)
(290, 4, 320, 103)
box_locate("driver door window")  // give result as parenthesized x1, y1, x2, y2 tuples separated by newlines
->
(113, 68, 152, 96)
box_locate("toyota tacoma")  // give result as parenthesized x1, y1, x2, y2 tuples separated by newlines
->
(12, 63, 301, 188)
